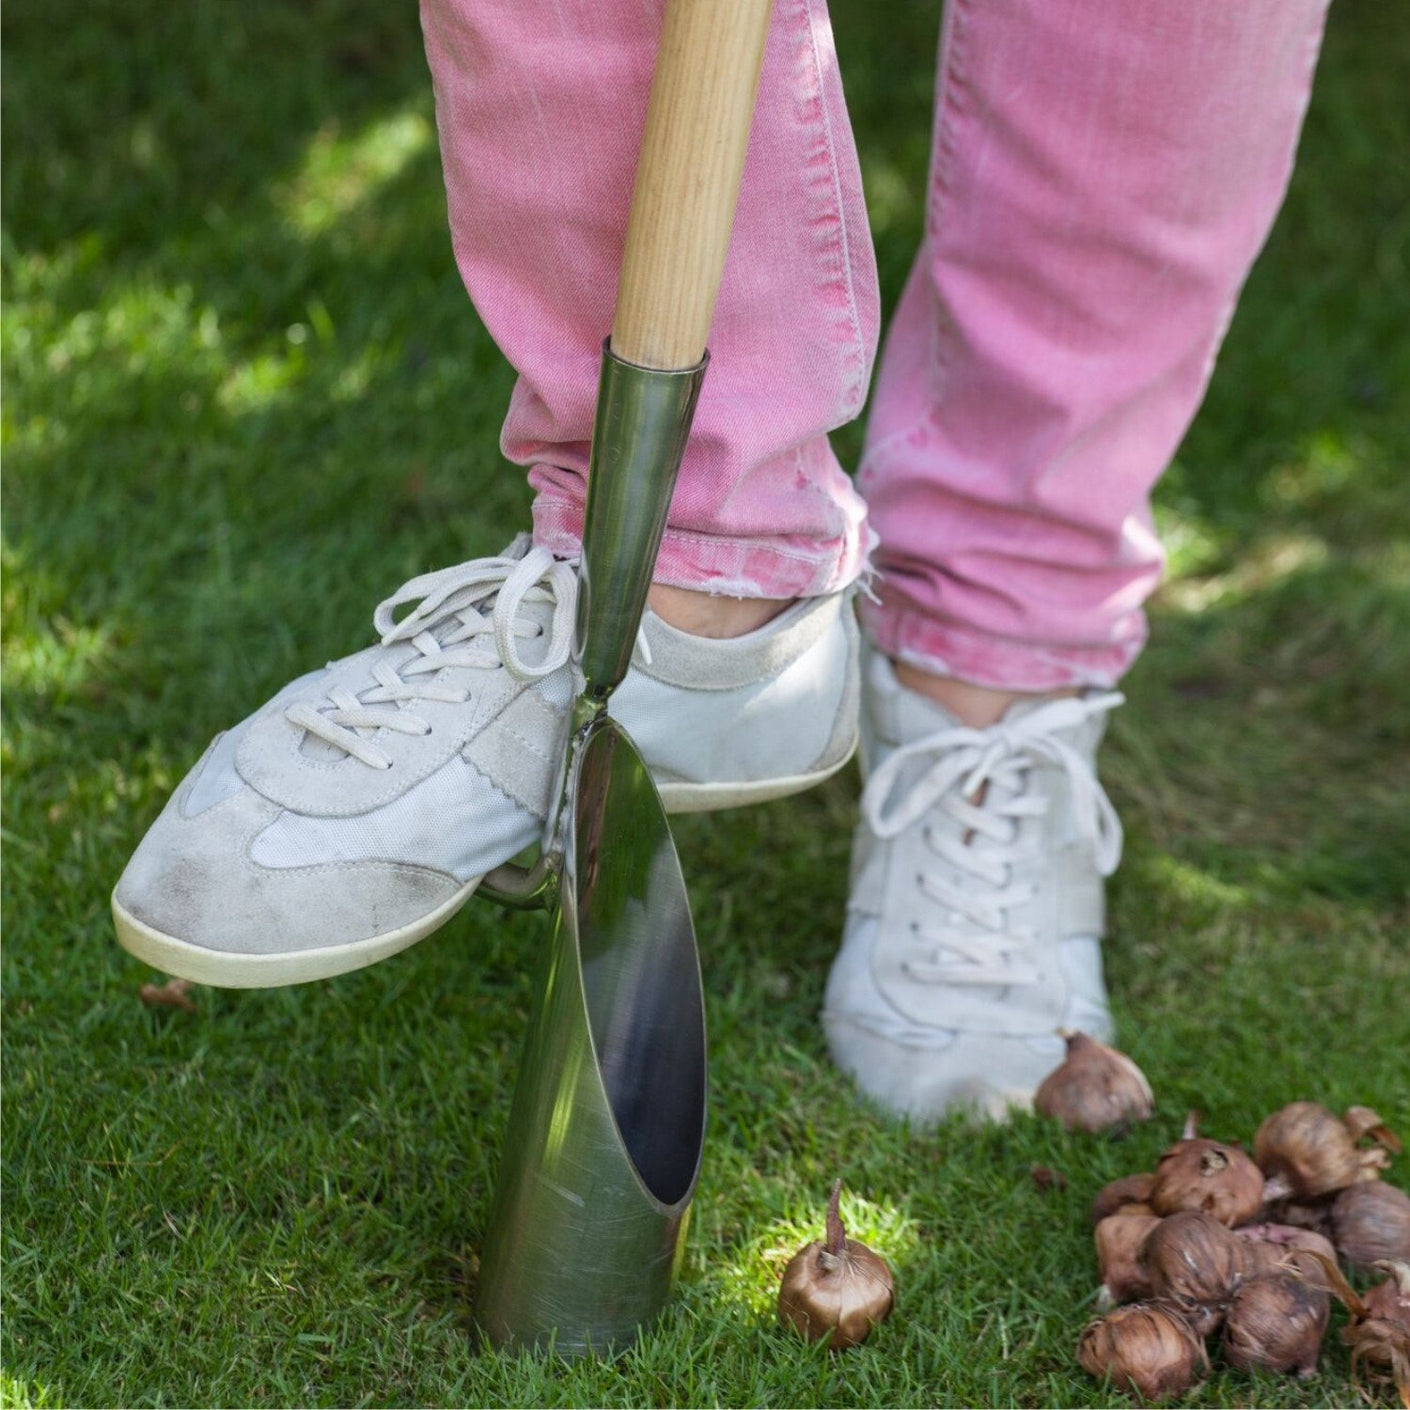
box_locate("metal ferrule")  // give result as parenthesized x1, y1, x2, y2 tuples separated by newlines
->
(474, 716, 707, 1355)
(575, 344, 708, 705)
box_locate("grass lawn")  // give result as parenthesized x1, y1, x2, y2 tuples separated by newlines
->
(3, 1, 1408, 1405)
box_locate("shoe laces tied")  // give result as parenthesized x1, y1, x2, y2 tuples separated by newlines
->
(284, 543, 577, 770)
(861, 691, 1123, 987)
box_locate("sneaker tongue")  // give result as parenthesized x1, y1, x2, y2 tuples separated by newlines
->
(892, 682, 961, 740)
(871, 654, 963, 747)
(999, 691, 1107, 763)
(870, 656, 1036, 838)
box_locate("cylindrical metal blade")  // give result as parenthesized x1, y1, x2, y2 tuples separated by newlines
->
(475, 718, 706, 1354)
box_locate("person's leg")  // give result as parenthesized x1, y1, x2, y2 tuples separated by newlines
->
(827, 0, 1330, 1119)
(112, 0, 882, 988)
(422, 0, 876, 609)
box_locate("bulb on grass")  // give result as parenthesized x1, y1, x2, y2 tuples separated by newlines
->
(1034, 1032, 1154, 1133)
(1257, 1195, 1335, 1237)
(1236, 1222, 1338, 1282)
(1354, 1259, 1410, 1406)
(1138, 1210, 1246, 1336)
(778, 1180, 894, 1350)
(1331, 1181, 1410, 1269)
(1148, 1112, 1266, 1227)
(1091, 1173, 1156, 1227)
(1095, 1211, 1161, 1307)
(1221, 1271, 1330, 1379)
(1311, 1254, 1410, 1405)
(1363, 1259, 1410, 1327)
(1344, 1106, 1404, 1155)
(1077, 1303, 1208, 1402)
(1254, 1102, 1396, 1201)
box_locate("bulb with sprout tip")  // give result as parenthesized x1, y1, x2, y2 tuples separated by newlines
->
(778, 1179, 894, 1351)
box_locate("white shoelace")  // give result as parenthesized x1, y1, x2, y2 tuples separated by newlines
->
(861, 692, 1124, 987)
(284, 544, 577, 771)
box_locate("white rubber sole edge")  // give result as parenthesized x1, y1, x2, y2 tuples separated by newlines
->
(112, 878, 481, 989)
(656, 733, 858, 814)
(112, 737, 857, 987)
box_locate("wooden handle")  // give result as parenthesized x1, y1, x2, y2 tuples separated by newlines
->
(611, 0, 774, 371)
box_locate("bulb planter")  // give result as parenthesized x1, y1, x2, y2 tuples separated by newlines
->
(474, 712, 706, 1355)
(475, 353, 709, 1356)
(473, 0, 773, 1355)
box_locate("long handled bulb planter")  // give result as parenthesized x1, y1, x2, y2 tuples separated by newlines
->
(473, 0, 775, 1357)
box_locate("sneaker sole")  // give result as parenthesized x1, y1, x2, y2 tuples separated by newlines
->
(111, 879, 481, 989)
(112, 736, 856, 987)
(656, 733, 857, 814)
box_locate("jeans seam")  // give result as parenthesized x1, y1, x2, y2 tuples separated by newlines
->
(800, 0, 868, 418)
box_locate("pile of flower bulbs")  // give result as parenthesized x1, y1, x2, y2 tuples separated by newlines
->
(1039, 1035, 1410, 1402)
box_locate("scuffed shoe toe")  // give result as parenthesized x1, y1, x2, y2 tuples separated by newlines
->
(113, 772, 471, 988)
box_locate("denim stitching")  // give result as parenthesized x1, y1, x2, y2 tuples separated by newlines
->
(800, 0, 870, 417)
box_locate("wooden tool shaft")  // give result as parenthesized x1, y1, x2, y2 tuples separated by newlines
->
(611, 0, 774, 371)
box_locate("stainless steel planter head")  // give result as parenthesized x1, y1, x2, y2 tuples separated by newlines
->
(474, 713, 705, 1355)
(474, 349, 709, 1355)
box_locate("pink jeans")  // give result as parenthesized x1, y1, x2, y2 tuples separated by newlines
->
(420, 0, 1327, 690)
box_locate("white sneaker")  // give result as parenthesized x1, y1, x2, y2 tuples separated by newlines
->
(112, 537, 859, 987)
(823, 652, 1123, 1122)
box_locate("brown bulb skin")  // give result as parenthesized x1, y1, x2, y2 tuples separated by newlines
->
(1331, 1181, 1410, 1269)
(1236, 1223, 1338, 1283)
(1091, 1173, 1156, 1227)
(1149, 1128, 1265, 1227)
(1254, 1101, 1392, 1201)
(1095, 1211, 1161, 1306)
(1343, 1106, 1403, 1153)
(1034, 1032, 1154, 1133)
(1222, 1272, 1330, 1379)
(1138, 1211, 1246, 1337)
(1257, 1196, 1335, 1237)
(778, 1181, 894, 1351)
(1077, 1303, 1208, 1402)
(1361, 1260, 1410, 1327)
(1312, 1255, 1410, 1400)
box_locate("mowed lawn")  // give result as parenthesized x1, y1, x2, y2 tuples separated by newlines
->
(3, 2, 1408, 1406)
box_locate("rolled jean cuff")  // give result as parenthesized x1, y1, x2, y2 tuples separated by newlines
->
(531, 485, 873, 600)
(858, 593, 1147, 692)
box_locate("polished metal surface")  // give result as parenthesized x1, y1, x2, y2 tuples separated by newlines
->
(477, 348, 707, 910)
(475, 715, 706, 1355)
(479, 851, 556, 911)
(575, 345, 708, 703)
(474, 347, 712, 1354)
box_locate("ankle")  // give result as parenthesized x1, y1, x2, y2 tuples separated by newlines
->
(647, 584, 795, 639)
(893, 661, 1079, 728)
